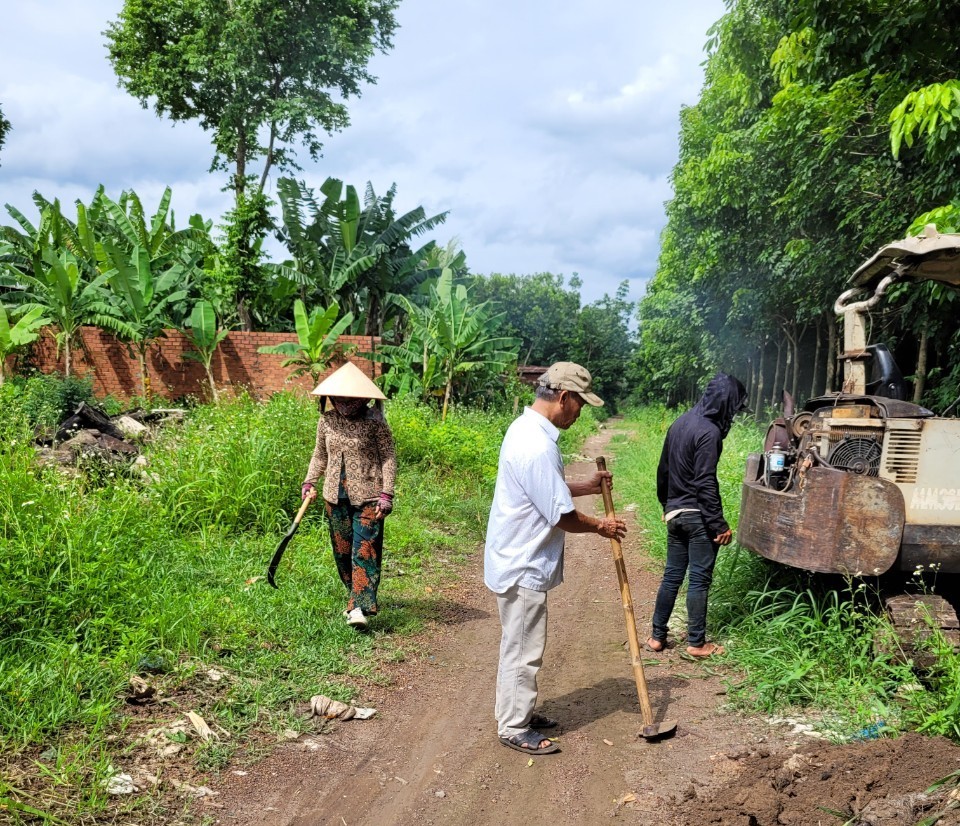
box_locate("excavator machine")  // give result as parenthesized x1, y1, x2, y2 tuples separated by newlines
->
(738, 226, 960, 654)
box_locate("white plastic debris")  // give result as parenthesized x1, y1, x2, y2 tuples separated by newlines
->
(104, 772, 136, 795)
(187, 711, 215, 741)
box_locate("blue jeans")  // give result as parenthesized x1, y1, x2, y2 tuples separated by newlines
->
(651, 512, 718, 647)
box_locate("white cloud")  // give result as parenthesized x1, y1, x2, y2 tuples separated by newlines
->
(0, 0, 726, 305)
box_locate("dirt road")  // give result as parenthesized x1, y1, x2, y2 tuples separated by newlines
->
(210, 428, 960, 826)
(210, 428, 776, 825)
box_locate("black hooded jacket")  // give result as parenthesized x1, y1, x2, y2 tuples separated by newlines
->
(656, 373, 748, 536)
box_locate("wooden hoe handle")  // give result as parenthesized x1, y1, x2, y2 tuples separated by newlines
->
(596, 456, 655, 727)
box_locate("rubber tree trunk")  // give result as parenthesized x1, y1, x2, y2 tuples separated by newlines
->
(770, 339, 784, 409)
(913, 328, 929, 404)
(754, 342, 766, 418)
(809, 317, 822, 402)
(825, 314, 837, 394)
(784, 329, 795, 402)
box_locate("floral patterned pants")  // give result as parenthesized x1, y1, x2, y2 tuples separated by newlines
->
(324, 497, 384, 615)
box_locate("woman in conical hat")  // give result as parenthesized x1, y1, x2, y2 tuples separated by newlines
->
(301, 361, 395, 630)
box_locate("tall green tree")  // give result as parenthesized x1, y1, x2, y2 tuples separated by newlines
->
(105, 0, 399, 330)
(638, 0, 960, 408)
(470, 272, 582, 366)
(572, 281, 634, 411)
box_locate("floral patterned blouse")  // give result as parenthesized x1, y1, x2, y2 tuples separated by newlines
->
(303, 408, 397, 506)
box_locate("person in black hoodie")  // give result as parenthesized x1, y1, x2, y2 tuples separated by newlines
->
(647, 373, 748, 658)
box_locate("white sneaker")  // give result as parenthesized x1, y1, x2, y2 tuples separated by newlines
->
(346, 607, 368, 629)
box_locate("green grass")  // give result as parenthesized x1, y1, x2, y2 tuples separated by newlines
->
(0, 386, 597, 822)
(611, 405, 960, 740)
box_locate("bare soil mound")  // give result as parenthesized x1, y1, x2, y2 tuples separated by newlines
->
(678, 731, 960, 825)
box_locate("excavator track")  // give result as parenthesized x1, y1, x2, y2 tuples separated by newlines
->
(882, 594, 960, 668)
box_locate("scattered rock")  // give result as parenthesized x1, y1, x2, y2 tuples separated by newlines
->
(113, 415, 149, 439)
(169, 778, 218, 798)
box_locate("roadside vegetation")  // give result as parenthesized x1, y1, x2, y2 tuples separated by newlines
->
(611, 407, 960, 742)
(0, 374, 594, 822)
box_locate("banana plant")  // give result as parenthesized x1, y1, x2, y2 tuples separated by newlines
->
(272, 177, 378, 310)
(257, 299, 354, 383)
(0, 305, 50, 385)
(274, 177, 447, 335)
(428, 268, 520, 420)
(100, 241, 191, 399)
(180, 300, 229, 402)
(1, 198, 118, 377)
(375, 300, 445, 399)
(376, 268, 520, 420)
(0, 246, 119, 377)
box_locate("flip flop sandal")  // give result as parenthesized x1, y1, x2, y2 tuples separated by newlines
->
(499, 729, 560, 755)
(530, 712, 558, 729)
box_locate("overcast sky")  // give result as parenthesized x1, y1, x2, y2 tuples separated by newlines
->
(0, 0, 725, 306)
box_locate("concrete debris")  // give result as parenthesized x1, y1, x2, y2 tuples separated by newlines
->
(34, 401, 186, 473)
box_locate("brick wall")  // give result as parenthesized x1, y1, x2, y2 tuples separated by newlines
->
(28, 327, 381, 401)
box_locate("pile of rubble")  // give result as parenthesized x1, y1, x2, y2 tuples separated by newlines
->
(35, 402, 184, 472)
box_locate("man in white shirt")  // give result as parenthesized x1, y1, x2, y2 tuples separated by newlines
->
(485, 362, 627, 755)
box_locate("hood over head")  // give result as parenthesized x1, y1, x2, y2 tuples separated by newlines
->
(694, 373, 748, 437)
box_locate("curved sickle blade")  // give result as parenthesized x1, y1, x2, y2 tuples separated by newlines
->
(266, 496, 314, 588)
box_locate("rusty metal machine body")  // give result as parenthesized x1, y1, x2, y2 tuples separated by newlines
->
(738, 227, 960, 581)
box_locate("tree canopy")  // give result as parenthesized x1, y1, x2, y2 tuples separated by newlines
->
(105, 0, 398, 196)
(634, 0, 960, 412)
(105, 0, 400, 330)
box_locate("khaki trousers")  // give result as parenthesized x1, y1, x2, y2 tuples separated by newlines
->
(495, 584, 548, 737)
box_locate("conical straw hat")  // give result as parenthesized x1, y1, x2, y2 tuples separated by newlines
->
(311, 361, 386, 400)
